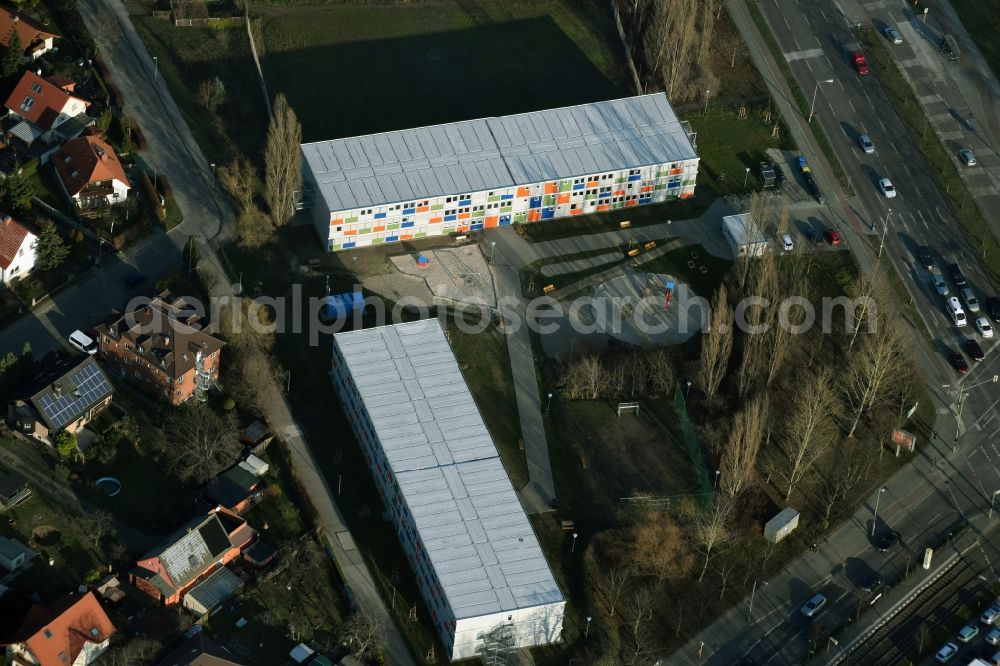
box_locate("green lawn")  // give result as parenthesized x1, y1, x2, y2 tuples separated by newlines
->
(638, 243, 734, 298)
(132, 17, 265, 165)
(952, 2, 1000, 77)
(258, 0, 625, 142)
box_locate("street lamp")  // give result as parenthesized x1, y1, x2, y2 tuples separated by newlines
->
(748, 579, 768, 622)
(153, 56, 158, 82)
(990, 489, 1000, 519)
(704, 89, 710, 113)
(871, 486, 887, 536)
(546, 392, 553, 416)
(743, 167, 751, 189)
(878, 208, 892, 259)
(571, 532, 579, 553)
(808, 79, 836, 124)
(489, 240, 496, 263)
(947, 375, 1000, 453)
(584, 616, 592, 639)
(714, 469, 721, 492)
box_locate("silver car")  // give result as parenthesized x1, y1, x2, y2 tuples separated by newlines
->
(959, 148, 977, 166)
(859, 134, 875, 154)
(931, 272, 950, 297)
(800, 593, 827, 617)
(884, 27, 903, 44)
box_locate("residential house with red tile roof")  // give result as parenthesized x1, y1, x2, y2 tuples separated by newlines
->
(96, 292, 223, 405)
(0, 6, 57, 59)
(129, 507, 254, 607)
(52, 134, 130, 211)
(4, 70, 90, 145)
(1, 591, 115, 666)
(0, 214, 35, 285)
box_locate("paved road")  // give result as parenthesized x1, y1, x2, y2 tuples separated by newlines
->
(0, 1, 419, 661)
(661, 2, 1000, 663)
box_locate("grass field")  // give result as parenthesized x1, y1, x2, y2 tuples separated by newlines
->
(258, 0, 626, 141)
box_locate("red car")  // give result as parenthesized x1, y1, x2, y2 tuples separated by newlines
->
(825, 229, 842, 246)
(853, 51, 869, 75)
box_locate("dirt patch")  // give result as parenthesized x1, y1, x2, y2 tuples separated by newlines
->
(32, 525, 61, 546)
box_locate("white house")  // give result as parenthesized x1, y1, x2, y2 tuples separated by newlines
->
(0, 8, 58, 60)
(4, 71, 90, 145)
(722, 213, 769, 258)
(52, 134, 131, 211)
(0, 215, 36, 285)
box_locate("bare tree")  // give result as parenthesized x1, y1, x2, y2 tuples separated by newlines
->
(631, 511, 694, 583)
(78, 509, 115, 550)
(627, 351, 652, 396)
(264, 94, 303, 224)
(101, 637, 162, 666)
(559, 355, 608, 400)
(699, 286, 733, 398)
(817, 437, 875, 526)
(847, 268, 886, 349)
(625, 584, 658, 663)
(713, 550, 739, 600)
(219, 157, 257, 211)
(648, 347, 674, 395)
(161, 406, 240, 483)
(692, 498, 732, 582)
(774, 367, 838, 500)
(842, 311, 906, 438)
(720, 396, 767, 500)
(600, 566, 631, 617)
(236, 205, 275, 249)
(342, 610, 385, 659)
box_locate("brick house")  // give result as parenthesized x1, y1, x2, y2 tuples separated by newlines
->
(96, 293, 223, 406)
(129, 507, 254, 607)
(2, 591, 115, 666)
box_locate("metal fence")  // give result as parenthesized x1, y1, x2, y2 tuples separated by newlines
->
(674, 383, 713, 503)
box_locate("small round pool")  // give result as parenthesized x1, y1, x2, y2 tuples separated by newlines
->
(95, 477, 122, 497)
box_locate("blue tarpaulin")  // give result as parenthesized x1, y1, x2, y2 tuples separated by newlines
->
(320, 290, 364, 320)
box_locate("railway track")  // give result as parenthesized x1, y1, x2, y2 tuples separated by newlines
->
(844, 558, 983, 665)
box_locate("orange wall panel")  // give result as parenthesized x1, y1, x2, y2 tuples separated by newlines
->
(557, 193, 570, 204)
(416, 205, 429, 213)
(544, 182, 558, 194)
(429, 216, 443, 223)
(517, 186, 531, 197)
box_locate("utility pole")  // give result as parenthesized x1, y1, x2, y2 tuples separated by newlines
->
(871, 487, 887, 536)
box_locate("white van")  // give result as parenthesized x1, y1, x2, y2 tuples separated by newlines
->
(947, 297, 967, 327)
(68, 330, 97, 355)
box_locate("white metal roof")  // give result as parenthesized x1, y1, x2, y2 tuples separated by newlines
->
(303, 93, 697, 214)
(333, 319, 563, 619)
(397, 457, 563, 619)
(334, 319, 499, 471)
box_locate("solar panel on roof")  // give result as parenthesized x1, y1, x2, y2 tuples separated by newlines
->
(36, 363, 112, 430)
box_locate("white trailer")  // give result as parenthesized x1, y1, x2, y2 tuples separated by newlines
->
(722, 213, 769, 258)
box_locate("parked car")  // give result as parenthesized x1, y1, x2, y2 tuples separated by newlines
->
(800, 593, 827, 617)
(976, 316, 995, 339)
(988, 296, 1000, 321)
(807, 229, 824, 245)
(782, 233, 794, 251)
(876, 530, 900, 552)
(966, 339, 985, 361)
(859, 134, 875, 154)
(935, 642, 958, 663)
(931, 272, 950, 297)
(853, 50, 870, 75)
(858, 571, 884, 592)
(916, 245, 934, 270)
(987, 628, 1000, 645)
(958, 624, 980, 642)
(949, 263, 968, 287)
(68, 330, 97, 355)
(982, 602, 1000, 626)
(884, 26, 903, 44)
(950, 350, 969, 374)
(125, 272, 146, 288)
(962, 287, 982, 313)
(878, 177, 897, 198)
(947, 296, 968, 327)
(826, 229, 842, 246)
(959, 148, 977, 166)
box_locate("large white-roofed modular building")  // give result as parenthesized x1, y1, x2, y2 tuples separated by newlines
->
(303, 93, 698, 251)
(330, 319, 565, 660)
